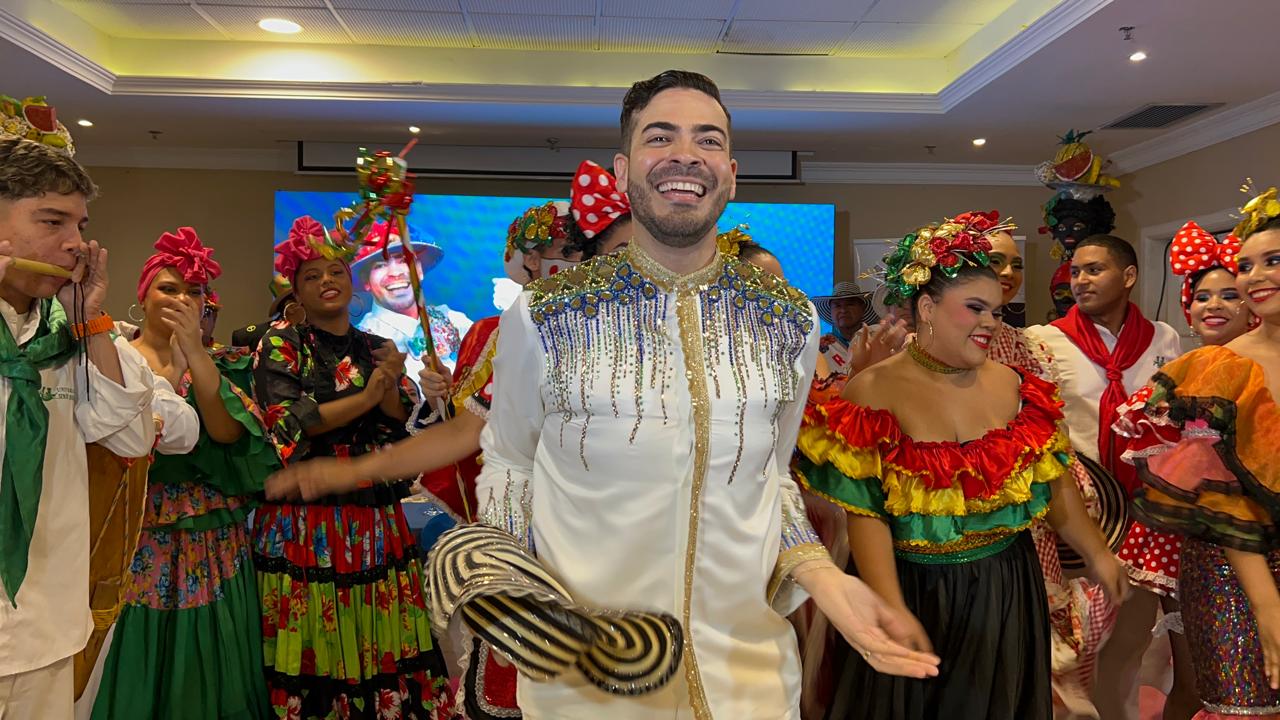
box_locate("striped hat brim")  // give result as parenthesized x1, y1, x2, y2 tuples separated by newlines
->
(428, 524, 684, 696)
(1056, 453, 1130, 570)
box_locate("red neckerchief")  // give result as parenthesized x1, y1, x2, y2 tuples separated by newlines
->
(1051, 302, 1154, 494)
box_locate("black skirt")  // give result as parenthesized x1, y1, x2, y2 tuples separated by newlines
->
(827, 531, 1051, 720)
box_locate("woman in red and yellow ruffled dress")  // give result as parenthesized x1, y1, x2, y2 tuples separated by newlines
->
(1119, 193, 1280, 718)
(795, 213, 1128, 719)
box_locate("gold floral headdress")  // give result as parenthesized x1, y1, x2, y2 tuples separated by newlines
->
(1233, 181, 1280, 239)
(716, 225, 751, 256)
(505, 201, 570, 261)
(875, 210, 1014, 307)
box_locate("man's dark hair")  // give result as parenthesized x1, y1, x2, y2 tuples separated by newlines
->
(1075, 234, 1138, 271)
(0, 138, 97, 201)
(619, 70, 731, 152)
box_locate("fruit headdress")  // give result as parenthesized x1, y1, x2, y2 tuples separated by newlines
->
(875, 211, 1012, 308)
(0, 95, 75, 155)
(1036, 129, 1120, 269)
(1035, 129, 1120, 192)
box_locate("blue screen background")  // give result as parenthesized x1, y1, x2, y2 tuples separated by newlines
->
(274, 191, 834, 328)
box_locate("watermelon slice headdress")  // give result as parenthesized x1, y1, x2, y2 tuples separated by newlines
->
(0, 95, 75, 156)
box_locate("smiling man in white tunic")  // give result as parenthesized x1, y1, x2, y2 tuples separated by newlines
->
(462, 70, 940, 719)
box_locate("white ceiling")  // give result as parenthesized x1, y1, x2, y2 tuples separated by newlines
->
(47, 0, 1017, 56)
(2, 0, 1280, 170)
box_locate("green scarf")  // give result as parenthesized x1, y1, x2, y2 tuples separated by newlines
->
(0, 298, 77, 605)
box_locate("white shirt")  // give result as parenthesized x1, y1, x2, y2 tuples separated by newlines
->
(113, 338, 200, 457)
(479, 246, 824, 720)
(356, 302, 472, 377)
(1024, 318, 1182, 463)
(0, 300, 157, 676)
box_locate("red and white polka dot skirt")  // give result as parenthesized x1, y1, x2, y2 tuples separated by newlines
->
(1117, 519, 1183, 597)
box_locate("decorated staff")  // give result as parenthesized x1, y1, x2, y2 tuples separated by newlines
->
(332, 144, 452, 417)
(334, 145, 441, 364)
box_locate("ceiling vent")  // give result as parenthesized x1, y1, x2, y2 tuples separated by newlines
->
(1102, 103, 1223, 129)
(716, 50, 831, 56)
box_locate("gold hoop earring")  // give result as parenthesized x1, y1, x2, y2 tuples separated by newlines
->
(284, 302, 307, 326)
(920, 320, 935, 349)
(128, 303, 145, 323)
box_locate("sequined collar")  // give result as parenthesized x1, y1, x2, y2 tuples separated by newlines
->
(625, 242, 724, 292)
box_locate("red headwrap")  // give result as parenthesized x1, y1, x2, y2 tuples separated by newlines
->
(275, 216, 334, 280)
(1169, 221, 1242, 324)
(570, 160, 630, 239)
(136, 227, 222, 303)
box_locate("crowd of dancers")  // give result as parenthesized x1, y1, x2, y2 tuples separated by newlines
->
(0, 68, 1278, 720)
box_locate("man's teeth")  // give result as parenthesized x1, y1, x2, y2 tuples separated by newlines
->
(657, 181, 706, 196)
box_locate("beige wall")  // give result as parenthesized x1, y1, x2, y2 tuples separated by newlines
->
(1109, 122, 1280, 330)
(82, 164, 1063, 341)
(1112, 122, 1280, 250)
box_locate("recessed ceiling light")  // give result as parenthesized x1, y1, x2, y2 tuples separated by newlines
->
(76, 119, 94, 128)
(1129, 50, 1147, 62)
(972, 138, 987, 147)
(408, 126, 421, 134)
(258, 18, 302, 34)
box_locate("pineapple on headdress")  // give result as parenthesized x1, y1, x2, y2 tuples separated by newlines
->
(1034, 129, 1119, 192)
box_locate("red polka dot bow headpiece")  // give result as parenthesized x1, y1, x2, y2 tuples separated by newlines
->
(1170, 220, 1242, 323)
(570, 160, 630, 239)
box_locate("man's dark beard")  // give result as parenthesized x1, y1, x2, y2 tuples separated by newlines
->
(379, 294, 417, 313)
(628, 168, 730, 249)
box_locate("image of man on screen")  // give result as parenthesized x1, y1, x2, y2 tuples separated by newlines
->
(350, 221, 472, 378)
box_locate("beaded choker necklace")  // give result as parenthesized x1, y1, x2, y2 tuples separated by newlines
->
(906, 339, 966, 375)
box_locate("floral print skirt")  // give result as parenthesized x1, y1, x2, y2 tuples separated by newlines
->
(253, 499, 452, 720)
(92, 497, 269, 719)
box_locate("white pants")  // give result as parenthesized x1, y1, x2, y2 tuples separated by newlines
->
(0, 656, 73, 720)
(73, 624, 115, 720)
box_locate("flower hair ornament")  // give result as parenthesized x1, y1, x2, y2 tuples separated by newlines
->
(506, 201, 570, 261)
(1169, 221, 1242, 324)
(137, 227, 223, 303)
(274, 215, 360, 280)
(504, 201, 571, 283)
(875, 210, 1013, 307)
(1233, 183, 1280, 239)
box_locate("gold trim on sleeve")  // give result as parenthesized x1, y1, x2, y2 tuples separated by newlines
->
(766, 542, 832, 605)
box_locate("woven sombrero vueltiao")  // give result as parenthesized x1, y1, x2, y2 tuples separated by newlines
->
(427, 524, 684, 696)
(813, 281, 877, 327)
(1056, 453, 1129, 570)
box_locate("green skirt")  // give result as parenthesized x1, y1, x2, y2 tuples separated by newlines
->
(91, 518, 269, 720)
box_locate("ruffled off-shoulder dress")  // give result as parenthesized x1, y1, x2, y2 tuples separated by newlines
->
(796, 370, 1072, 719)
(1122, 345, 1280, 716)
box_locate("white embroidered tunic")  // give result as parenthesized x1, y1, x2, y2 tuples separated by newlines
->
(478, 245, 825, 720)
